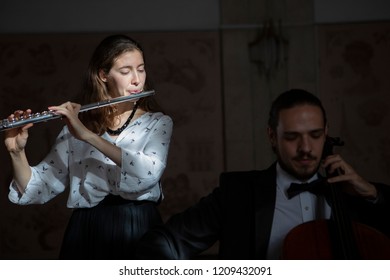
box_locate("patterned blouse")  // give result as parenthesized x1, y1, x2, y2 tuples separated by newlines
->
(8, 112, 173, 208)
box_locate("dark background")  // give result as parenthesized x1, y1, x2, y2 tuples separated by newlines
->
(1, 0, 389, 259)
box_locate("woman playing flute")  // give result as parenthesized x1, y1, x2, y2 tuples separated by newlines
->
(4, 34, 173, 259)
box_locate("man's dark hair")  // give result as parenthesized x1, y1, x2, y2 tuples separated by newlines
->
(268, 89, 327, 131)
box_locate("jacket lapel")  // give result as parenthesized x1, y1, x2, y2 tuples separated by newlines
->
(254, 163, 277, 258)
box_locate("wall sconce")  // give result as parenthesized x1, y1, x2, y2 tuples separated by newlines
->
(248, 19, 288, 80)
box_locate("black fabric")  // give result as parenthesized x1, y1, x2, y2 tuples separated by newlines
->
(136, 165, 277, 260)
(59, 195, 162, 260)
(136, 163, 390, 260)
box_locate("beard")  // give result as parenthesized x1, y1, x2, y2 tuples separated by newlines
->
(277, 152, 321, 181)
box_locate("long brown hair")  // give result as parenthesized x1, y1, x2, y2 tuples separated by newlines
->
(80, 34, 163, 135)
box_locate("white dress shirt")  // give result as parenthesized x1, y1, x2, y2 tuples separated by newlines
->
(9, 112, 173, 208)
(266, 163, 331, 259)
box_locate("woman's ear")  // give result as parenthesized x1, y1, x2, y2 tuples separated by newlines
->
(99, 69, 107, 82)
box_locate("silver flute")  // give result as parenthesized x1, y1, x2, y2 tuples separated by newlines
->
(0, 90, 155, 132)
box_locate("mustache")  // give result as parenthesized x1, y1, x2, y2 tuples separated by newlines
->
(293, 153, 317, 161)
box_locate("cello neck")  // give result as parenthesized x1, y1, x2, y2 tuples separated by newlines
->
(323, 136, 361, 259)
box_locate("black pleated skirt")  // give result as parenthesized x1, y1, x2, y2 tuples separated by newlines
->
(59, 195, 162, 259)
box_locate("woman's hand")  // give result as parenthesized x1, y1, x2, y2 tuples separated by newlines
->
(48, 102, 93, 141)
(4, 110, 34, 154)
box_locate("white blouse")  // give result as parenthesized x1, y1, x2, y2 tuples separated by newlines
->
(9, 112, 173, 208)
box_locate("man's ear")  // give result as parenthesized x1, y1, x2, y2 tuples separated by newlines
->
(99, 69, 107, 82)
(267, 127, 276, 147)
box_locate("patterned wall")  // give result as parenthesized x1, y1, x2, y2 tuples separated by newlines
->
(0, 32, 223, 258)
(318, 22, 390, 184)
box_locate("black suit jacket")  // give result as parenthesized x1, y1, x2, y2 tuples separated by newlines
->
(137, 163, 390, 259)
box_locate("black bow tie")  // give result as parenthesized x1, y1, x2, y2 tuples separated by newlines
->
(287, 178, 326, 199)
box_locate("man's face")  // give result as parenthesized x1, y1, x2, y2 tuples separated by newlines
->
(268, 104, 327, 181)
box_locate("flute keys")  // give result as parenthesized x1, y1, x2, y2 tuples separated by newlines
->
(0, 110, 55, 131)
(0, 119, 9, 128)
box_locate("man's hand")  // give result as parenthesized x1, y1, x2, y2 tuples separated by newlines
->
(322, 154, 377, 199)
